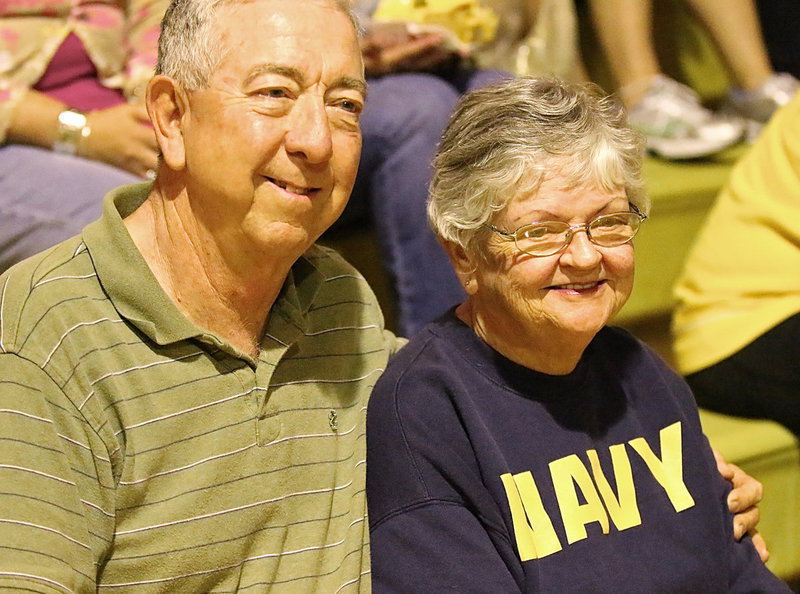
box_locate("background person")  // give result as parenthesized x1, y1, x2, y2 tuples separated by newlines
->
(586, 0, 798, 159)
(340, 0, 507, 336)
(673, 93, 800, 438)
(366, 77, 786, 592)
(0, 0, 163, 272)
(476, 0, 585, 81)
(0, 0, 402, 589)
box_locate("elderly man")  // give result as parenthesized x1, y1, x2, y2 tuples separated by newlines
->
(0, 0, 400, 590)
(0, 0, 768, 591)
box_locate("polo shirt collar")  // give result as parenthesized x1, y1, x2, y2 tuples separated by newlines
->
(82, 183, 323, 349)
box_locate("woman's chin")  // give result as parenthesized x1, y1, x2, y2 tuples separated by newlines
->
(544, 299, 621, 337)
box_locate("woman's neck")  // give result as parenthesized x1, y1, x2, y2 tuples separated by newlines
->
(455, 301, 594, 376)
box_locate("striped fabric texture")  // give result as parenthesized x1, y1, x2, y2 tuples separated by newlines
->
(0, 184, 402, 592)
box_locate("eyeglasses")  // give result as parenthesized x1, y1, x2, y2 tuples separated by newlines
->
(488, 205, 647, 257)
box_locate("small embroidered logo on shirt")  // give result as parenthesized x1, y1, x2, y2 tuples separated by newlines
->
(328, 410, 338, 432)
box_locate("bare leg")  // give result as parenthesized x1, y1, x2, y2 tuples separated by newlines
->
(685, 0, 773, 90)
(587, 0, 660, 106)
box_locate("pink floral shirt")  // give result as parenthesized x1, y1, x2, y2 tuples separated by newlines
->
(0, 0, 167, 143)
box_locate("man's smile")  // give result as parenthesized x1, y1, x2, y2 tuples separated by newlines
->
(266, 176, 321, 196)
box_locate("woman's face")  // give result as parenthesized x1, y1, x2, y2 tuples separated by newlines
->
(465, 173, 636, 348)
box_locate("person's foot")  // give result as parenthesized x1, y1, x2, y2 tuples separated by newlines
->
(626, 75, 744, 160)
(724, 72, 799, 141)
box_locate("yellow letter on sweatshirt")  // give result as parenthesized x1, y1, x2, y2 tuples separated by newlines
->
(501, 471, 562, 560)
(550, 454, 610, 544)
(587, 445, 642, 531)
(628, 422, 695, 512)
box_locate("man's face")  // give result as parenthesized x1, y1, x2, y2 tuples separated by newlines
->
(179, 0, 365, 259)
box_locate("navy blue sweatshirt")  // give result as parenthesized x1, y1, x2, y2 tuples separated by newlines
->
(367, 312, 789, 592)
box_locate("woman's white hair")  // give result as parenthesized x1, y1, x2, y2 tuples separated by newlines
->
(428, 76, 648, 257)
(155, 0, 360, 90)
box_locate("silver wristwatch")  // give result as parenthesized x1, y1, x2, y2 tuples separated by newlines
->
(53, 108, 91, 155)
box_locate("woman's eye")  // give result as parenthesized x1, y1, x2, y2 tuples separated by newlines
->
(525, 227, 549, 239)
(523, 223, 562, 239)
(596, 215, 625, 227)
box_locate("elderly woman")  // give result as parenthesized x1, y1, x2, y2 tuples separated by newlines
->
(366, 78, 788, 592)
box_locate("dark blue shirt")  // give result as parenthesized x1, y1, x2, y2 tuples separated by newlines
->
(367, 312, 788, 593)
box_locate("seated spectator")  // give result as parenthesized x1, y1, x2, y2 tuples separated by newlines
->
(367, 77, 786, 591)
(0, 0, 162, 273)
(673, 93, 800, 438)
(0, 0, 401, 588)
(475, 0, 586, 82)
(341, 0, 507, 336)
(587, 0, 798, 159)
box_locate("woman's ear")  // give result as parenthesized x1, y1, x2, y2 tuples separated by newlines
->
(442, 240, 479, 295)
(146, 75, 189, 171)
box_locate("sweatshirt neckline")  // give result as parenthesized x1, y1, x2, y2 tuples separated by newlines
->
(429, 309, 594, 398)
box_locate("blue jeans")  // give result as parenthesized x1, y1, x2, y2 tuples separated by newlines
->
(0, 144, 139, 272)
(345, 68, 508, 336)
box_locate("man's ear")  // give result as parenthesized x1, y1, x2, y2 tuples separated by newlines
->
(146, 75, 190, 171)
(442, 239, 479, 295)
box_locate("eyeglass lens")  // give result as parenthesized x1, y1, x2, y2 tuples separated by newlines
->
(515, 212, 642, 256)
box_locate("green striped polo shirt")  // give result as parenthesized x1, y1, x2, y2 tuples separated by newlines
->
(0, 183, 403, 592)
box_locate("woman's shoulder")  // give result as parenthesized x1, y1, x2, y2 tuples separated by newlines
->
(366, 313, 486, 519)
(597, 326, 701, 419)
(375, 311, 481, 395)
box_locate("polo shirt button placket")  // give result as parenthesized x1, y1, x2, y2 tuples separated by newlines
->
(256, 413, 281, 446)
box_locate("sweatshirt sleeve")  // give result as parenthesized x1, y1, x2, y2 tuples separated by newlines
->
(716, 462, 791, 592)
(366, 344, 522, 592)
(370, 503, 520, 593)
(706, 435, 792, 592)
(662, 358, 791, 592)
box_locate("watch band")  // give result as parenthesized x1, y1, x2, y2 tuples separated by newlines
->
(53, 109, 91, 155)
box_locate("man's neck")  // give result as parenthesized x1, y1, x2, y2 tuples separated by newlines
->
(124, 184, 298, 358)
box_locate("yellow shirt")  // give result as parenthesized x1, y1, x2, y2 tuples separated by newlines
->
(672, 93, 800, 374)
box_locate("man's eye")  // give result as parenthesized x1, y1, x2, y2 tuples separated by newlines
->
(334, 99, 362, 115)
(260, 88, 289, 99)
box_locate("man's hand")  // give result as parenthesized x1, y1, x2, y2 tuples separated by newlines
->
(361, 22, 459, 77)
(84, 102, 159, 178)
(714, 449, 769, 562)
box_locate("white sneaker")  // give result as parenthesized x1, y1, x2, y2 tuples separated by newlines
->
(626, 75, 744, 160)
(724, 72, 799, 140)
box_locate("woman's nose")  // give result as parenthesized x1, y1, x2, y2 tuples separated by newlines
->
(560, 229, 603, 267)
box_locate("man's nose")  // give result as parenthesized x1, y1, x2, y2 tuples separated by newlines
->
(285, 96, 334, 164)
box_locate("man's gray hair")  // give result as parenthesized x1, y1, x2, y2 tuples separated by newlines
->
(428, 76, 648, 256)
(156, 0, 360, 90)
